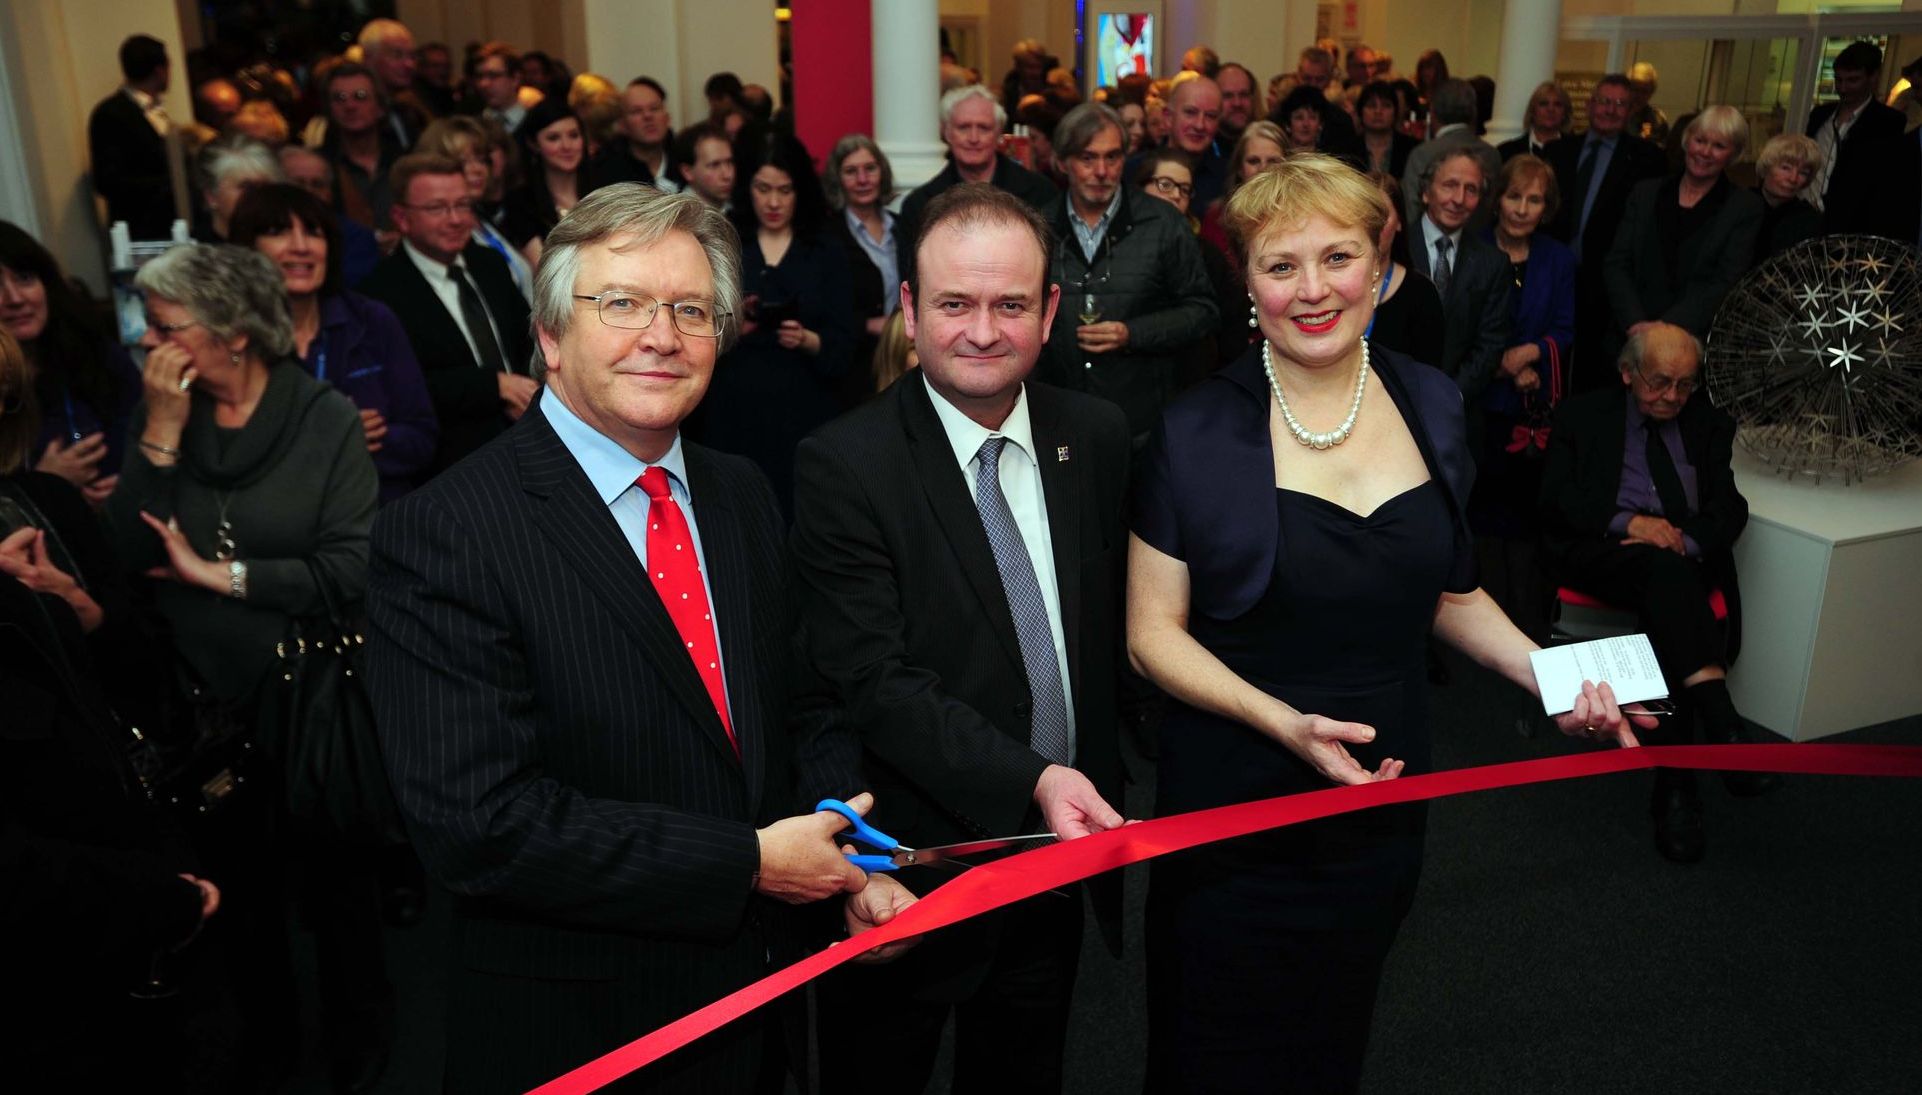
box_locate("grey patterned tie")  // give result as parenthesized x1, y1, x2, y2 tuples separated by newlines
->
(1433, 236, 1454, 298)
(972, 436, 1072, 765)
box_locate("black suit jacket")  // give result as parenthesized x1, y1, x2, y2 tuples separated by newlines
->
(790, 372, 1128, 991)
(1805, 100, 1906, 191)
(895, 156, 1060, 286)
(366, 403, 848, 1093)
(1543, 131, 1668, 262)
(1539, 388, 1749, 656)
(1404, 222, 1512, 397)
(358, 242, 534, 472)
(1603, 176, 1764, 342)
(1825, 127, 1922, 244)
(87, 90, 175, 239)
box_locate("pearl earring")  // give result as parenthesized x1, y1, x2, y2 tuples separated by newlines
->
(230, 351, 242, 364)
(1248, 301, 1258, 329)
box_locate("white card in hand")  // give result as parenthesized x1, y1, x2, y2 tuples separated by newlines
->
(1529, 635, 1669, 716)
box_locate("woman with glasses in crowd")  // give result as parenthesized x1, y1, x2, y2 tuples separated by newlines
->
(229, 184, 439, 502)
(698, 129, 854, 515)
(417, 115, 537, 300)
(0, 222, 143, 505)
(821, 133, 895, 398)
(1137, 148, 1246, 371)
(504, 98, 589, 263)
(106, 243, 384, 1090)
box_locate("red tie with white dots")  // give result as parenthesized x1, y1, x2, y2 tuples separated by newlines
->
(638, 466, 735, 753)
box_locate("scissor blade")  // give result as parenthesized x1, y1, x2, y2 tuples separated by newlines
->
(890, 833, 1057, 868)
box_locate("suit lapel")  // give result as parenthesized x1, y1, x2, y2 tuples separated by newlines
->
(391, 255, 482, 372)
(898, 374, 1026, 672)
(516, 408, 741, 767)
(683, 448, 766, 811)
(1029, 388, 1083, 699)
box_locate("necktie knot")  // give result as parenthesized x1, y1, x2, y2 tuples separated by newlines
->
(1435, 237, 1453, 256)
(975, 436, 1006, 473)
(638, 465, 673, 501)
(448, 258, 466, 277)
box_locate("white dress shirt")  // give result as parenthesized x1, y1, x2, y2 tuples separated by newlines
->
(404, 240, 508, 367)
(923, 375, 1077, 751)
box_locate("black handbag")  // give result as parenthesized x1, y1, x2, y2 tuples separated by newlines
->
(255, 571, 405, 847)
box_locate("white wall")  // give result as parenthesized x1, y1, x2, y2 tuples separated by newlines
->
(570, 0, 777, 126)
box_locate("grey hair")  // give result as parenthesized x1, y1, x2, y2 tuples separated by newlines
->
(1430, 78, 1478, 127)
(940, 84, 1006, 130)
(822, 133, 894, 211)
(1617, 325, 1704, 372)
(1053, 103, 1125, 161)
(532, 183, 743, 355)
(196, 134, 283, 198)
(135, 243, 294, 360)
(1756, 132, 1822, 177)
(1417, 143, 1486, 199)
(357, 17, 413, 54)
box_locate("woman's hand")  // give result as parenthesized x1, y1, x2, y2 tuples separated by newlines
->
(1273, 709, 1404, 785)
(359, 408, 388, 452)
(36, 433, 107, 487)
(137, 511, 228, 593)
(140, 341, 198, 436)
(776, 320, 818, 353)
(1500, 343, 1541, 378)
(1551, 679, 1654, 748)
(1514, 365, 1541, 394)
(0, 527, 104, 631)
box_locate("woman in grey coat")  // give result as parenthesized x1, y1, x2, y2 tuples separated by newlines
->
(107, 242, 389, 1090)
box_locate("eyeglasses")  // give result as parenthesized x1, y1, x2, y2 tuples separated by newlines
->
(1635, 370, 1699, 396)
(330, 88, 374, 103)
(1147, 176, 1193, 198)
(144, 317, 199, 337)
(403, 200, 479, 219)
(573, 293, 729, 338)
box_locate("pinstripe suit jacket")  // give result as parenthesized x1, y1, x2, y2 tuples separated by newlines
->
(366, 401, 846, 1093)
(790, 371, 1129, 996)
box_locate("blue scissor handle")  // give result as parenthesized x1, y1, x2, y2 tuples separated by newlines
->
(816, 798, 901, 872)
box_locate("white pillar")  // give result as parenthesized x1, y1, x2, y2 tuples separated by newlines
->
(1488, 0, 1564, 146)
(872, 0, 946, 193)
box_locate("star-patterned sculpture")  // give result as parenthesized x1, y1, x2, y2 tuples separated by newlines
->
(1707, 235, 1922, 483)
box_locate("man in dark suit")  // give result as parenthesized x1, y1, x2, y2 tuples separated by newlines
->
(1401, 80, 1503, 235)
(1405, 146, 1511, 400)
(1542, 73, 1668, 388)
(897, 85, 1060, 286)
(1824, 125, 1922, 246)
(592, 77, 685, 193)
(87, 35, 179, 240)
(793, 183, 1129, 1092)
(360, 152, 537, 472)
(1805, 41, 1906, 208)
(1539, 324, 1772, 866)
(365, 185, 914, 1094)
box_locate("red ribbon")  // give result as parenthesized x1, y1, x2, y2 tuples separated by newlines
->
(528, 744, 1922, 1094)
(1506, 424, 1552, 453)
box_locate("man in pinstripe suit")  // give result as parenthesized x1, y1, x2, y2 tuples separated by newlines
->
(366, 185, 915, 1094)
(793, 184, 1131, 1092)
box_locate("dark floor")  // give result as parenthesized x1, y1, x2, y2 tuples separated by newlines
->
(291, 652, 1921, 1094)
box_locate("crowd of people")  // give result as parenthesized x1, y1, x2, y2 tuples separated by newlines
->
(6, 15, 1918, 1093)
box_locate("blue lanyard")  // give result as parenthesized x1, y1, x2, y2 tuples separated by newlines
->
(1364, 263, 1393, 339)
(62, 392, 82, 441)
(311, 329, 330, 381)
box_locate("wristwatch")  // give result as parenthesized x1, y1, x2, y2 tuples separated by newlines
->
(228, 559, 249, 601)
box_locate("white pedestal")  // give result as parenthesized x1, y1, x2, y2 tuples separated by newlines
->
(1727, 450, 1922, 740)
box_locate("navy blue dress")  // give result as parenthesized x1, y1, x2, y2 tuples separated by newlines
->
(1133, 343, 1476, 1093)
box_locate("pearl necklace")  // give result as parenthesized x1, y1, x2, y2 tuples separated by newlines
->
(1263, 338, 1370, 450)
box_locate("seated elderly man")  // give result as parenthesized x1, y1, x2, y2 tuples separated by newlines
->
(1539, 323, 1775, 866)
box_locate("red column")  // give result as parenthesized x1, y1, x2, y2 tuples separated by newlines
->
(789, 0, 874, 168)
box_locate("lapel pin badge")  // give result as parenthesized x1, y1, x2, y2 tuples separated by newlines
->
(1057, 445, 1071, 462)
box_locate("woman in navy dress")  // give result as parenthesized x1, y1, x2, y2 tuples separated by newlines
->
(1127, 155, 1646, 1094)
(696, 128, 854, 514)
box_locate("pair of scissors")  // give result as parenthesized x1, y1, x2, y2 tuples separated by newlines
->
(816, 798, 1055, 873)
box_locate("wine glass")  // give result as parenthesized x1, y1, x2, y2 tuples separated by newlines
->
(1077, 292, 1102, 326)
